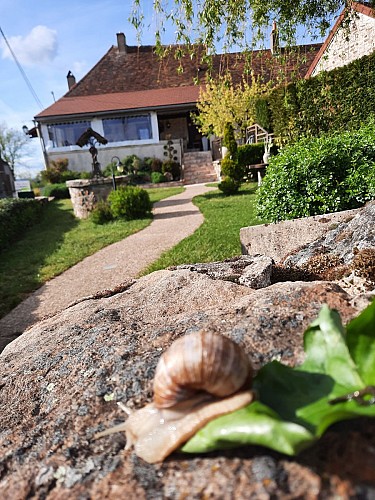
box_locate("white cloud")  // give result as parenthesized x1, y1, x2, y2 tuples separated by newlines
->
(1, 25, 58, 66)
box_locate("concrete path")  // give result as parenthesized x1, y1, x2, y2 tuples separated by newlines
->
(0, 183, 215, 351)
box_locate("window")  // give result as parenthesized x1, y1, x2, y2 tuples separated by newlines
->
(102, 115, 152, 142)
(47, 121, 91, 148)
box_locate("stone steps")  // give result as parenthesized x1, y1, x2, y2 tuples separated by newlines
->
(182, 151, 218, 184)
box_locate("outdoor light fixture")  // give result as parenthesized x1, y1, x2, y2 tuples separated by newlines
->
(110, 155, 124, 190)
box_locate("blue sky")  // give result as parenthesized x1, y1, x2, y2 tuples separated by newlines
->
(0, 0, 164, 177)
(0, 1, 329, 178)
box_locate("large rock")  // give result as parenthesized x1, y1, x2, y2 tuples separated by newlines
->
(1, 268, 374, 499)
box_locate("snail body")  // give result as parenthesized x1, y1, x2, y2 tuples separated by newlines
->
(95, 330, 254, 463)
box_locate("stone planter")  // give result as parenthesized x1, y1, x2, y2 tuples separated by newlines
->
(66, 176, 130, 219)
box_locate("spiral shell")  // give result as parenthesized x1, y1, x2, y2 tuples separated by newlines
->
(153, 330, 253, 408)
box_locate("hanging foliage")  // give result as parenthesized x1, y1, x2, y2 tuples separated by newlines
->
(131, 0, 348, 53)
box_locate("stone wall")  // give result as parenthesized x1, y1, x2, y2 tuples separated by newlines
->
(312, 10, 375, 76)
(240, 208, 361, 262)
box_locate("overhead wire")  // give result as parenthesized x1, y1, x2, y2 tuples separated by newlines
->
(0, 25, 44, 110)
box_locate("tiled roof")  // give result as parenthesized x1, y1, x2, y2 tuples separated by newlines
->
(35, 86, 201, 119)
(306, 1, 375, 78)
(65, 44, 321, 97)
(35, 42, 321, 120)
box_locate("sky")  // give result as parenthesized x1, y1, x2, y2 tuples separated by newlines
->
(0, 1, 329, 179)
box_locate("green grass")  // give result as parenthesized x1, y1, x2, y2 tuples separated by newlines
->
(143, 183, 267, 274)
(0, 186, 184, 319)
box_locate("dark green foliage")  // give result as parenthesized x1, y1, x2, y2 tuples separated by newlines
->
(42, 183, 70, 199)
(255, 97, 271, 131)
(108, 185, 152, 220)
(90, 200, 113, 225)
(41, 158, 80, 184)
(0, 198, 43, 250)
(257, 121, 375, 222)
(218, 176, 241, 195)
(221, 157, 244, 182)
(237, 143, 264, 167)
(268, 50, 375, 143)
(223, 123, 237, 157)
(149, 157, 163, 173)
(151, 171, 167, 183)
(162, 160, 181, 180)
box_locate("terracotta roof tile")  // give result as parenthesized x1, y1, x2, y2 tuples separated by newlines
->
(35, 42, 321, 120)
(35, 86, 201, 119)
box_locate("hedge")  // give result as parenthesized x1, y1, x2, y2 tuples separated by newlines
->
(256, 120, 375, 222)
(0, 198, 44, 251)
(267, 50, 375, 144)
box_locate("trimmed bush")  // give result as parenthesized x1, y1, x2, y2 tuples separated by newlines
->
(0, 198, 43, 250)
(257, 121, 375, 222)
(108, 186, 152, 220)
(237, 143, 264, 167)
(90, 201, 113, 225)
(151, 171, 167, 184)
(42, 183, 70, 199)
(223, 123, 237, 157)
(218, 176, 241, 195)
(221, 157, 244, 182)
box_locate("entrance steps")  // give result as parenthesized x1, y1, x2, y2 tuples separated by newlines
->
(182, 151, 218, 184)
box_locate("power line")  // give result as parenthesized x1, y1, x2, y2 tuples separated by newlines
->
(0, 25, 44, 110)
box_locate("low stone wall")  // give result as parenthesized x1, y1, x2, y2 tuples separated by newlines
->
(67, 177, 183, 219)
(240, 208, 361, 262)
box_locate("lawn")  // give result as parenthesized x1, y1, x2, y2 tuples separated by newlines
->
(0, 186, 184, 319)
(143, 182, 267, 274)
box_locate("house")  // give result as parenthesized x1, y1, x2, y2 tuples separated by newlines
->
(34, 34, 319, 183)
(0, 155, 15, 198)
(306, 1, 375, 77)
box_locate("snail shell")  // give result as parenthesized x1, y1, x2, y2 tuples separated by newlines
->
(95, 330, 254, 463)
(153, 330, 253, 408)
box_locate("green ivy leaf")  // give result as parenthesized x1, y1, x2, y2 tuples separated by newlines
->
(182, 301, 375, 456)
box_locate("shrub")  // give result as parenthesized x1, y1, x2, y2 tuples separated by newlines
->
(162, 160, 181, 180)
(90, 200, 113, 225)
(150, 158, 163, 173)
(41, 158, 80, 184)
(257, 121, 375, 222)
(108, 186, 152, 220)
(223, 123, 237, 158)
(42, 183, 70, 199)
(237, 143, 264, 167)
(151, 171, 167, 183)
(0, 198, 43, 250)
(218, 176, 241, 195)
(221, 157, 244, 182)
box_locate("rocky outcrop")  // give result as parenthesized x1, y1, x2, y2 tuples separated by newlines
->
(0, 202, 374, 498)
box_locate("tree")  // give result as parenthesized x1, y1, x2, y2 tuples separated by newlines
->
(0, 123, 30, 177)
(131, 0, 347, 52)
(194, 74, 270, 140)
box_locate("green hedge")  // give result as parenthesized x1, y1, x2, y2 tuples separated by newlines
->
(42, 183, 70, 199)
(237, 143, 265, 167)
(108, 186, 152, 220)
(0, 198, 44, 250)
(256, 120, 375, 222)
(268, 50, 375, 144)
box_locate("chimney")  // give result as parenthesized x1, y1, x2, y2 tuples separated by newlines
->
(116, 32, 127, 54)
(67, 71, 76, 90)
(270, 21, 279, 55)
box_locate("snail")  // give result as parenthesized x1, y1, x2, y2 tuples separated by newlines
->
(94, 330, 254, 463)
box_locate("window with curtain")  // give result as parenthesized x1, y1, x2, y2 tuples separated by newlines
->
(102, 115, 152, 142)
(47, 121, 91, 147)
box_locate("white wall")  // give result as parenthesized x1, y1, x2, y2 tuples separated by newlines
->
(312, 11, 375, 76)
(47, 141, 183, 173)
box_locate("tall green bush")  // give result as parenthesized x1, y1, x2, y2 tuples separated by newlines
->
(257, 121, 375, 222)
(108, 186, 152, 220)
(267, 50, 375, 144)
(0, 198, 43, 250)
